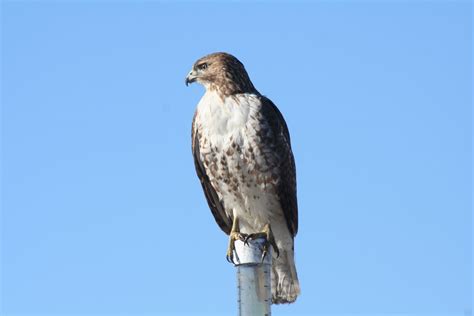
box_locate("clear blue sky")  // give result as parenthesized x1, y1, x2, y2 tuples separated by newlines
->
(1, 1, 471, 315)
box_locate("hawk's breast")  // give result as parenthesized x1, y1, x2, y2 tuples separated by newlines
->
(194, 91, 283, 233)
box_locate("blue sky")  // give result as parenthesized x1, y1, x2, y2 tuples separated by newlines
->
(1, 1, 471, 315)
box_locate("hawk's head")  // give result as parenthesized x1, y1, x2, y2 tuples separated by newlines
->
(185, 52, 257, 97)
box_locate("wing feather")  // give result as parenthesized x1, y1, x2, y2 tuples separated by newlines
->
(192, 111, 233, 235)
(259, 96, 298, 237)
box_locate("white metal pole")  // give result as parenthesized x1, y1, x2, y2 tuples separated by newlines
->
(233, 238, 272, 316)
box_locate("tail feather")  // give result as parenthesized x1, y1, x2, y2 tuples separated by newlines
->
(271, 249, 300, 304)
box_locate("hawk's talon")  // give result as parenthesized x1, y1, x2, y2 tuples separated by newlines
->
(226, 220, 280, 264)
(243, 232, 265, 245)
(237, 233, 248, 242)
(239, 224, 280, 261)
(243, 233, 255, 246)
(261, 248, 268, 263)
(273, 245, 280, 258)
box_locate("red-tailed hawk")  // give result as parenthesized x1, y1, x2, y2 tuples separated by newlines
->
(186, 52, 300, 304)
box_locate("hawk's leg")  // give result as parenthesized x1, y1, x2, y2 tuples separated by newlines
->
(226, 217, 246, 264)
(243, 223, 280, 262)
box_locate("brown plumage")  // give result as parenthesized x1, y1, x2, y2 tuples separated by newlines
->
(186, 52, 257, 97)
(187, 52, 300, 304)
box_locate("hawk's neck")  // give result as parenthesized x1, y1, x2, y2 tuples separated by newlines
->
(196, 90, 261, 140)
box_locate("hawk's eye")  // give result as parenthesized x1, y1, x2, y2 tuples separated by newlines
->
(198, 63, 208, 71)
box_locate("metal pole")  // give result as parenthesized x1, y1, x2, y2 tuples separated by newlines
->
(233, 238, 272, 316)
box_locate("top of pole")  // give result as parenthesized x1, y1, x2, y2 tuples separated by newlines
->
(233, 238, 272, 266)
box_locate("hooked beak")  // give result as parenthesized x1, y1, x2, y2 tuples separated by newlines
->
(185, 70, 198, 86)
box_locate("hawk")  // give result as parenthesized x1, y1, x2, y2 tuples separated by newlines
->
(186, 52, 300, 304)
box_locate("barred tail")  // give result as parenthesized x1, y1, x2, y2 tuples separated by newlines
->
(271, 249, 300, 304)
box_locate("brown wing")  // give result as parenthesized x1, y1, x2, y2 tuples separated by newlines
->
(192, 111, 233, 235)
(259, 96, 298, 237)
